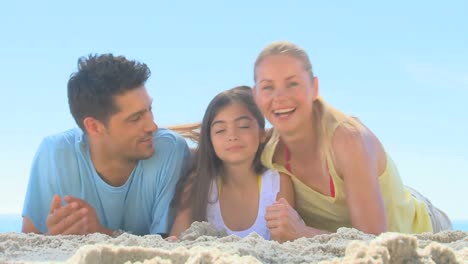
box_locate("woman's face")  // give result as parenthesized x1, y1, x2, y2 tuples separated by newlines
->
(254, 54, 318, 135)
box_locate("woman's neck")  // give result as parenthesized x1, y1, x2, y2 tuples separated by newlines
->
(280, 118, 318, 164)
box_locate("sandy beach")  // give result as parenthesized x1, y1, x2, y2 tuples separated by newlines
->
(1, 222, 467, 264)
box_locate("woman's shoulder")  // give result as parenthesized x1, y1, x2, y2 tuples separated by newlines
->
(331, 118, 379, 153)
(330, 119, 387, 177)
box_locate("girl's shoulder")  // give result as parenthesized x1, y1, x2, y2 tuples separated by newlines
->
(261, 168, 281, 179)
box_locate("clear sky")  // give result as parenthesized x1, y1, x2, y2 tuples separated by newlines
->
(0, 1, 467, 219)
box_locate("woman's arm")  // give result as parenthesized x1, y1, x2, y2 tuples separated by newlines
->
(332, 123, 388, 235)
(267, 171, 328, 242)
(276, 172, 295, 207)
(265, 198, 330, 242)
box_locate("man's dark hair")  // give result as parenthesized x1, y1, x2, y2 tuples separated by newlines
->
(67, 54, 151, 131)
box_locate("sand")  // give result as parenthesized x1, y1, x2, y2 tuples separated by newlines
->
(0, 222, 467, 264)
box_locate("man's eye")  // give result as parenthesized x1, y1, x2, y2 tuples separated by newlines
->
(288, 82, 299, 87)
(131, 115, 142, 122)
(262, 85, 273, 90)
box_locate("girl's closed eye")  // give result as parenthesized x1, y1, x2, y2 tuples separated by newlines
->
(214, 129, 225, 134)
(238, 119, 252, 129)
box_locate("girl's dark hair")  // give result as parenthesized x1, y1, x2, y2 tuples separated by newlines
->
(174, 86, 266, 222)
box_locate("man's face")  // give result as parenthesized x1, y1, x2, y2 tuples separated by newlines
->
(100, 86, 158, 162)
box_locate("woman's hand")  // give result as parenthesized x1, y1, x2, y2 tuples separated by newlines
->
(265, 198, 306, 242)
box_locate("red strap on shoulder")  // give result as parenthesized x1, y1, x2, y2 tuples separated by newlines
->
(327, 163, 335, 198)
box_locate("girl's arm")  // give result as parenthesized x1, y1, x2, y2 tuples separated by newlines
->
(169, 205, 193, 238)
(169, 177, 194, 238)
(332, 123, 388, 235)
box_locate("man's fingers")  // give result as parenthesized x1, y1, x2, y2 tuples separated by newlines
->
(47, 204, 84, 235)
(49, 195, 62, 214)
(61, 215, 88, 235)
(64, 195, 87, 207)
(51, 207, 87, 235)
(46, 196, 66, 229)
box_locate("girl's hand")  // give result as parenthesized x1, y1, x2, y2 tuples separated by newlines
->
(165, 235, 178, 242)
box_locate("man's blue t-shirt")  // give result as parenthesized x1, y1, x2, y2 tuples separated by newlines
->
(22, 128, 190, 235)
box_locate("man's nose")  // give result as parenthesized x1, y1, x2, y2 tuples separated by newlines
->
(146, 117, 158, 132)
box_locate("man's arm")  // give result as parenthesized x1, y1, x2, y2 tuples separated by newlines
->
(22, 138, 55, 234)
(22, 135, 111, 236)
(22, 217, 41, 234)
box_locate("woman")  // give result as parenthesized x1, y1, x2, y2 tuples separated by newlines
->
(253, 41, 452, 242)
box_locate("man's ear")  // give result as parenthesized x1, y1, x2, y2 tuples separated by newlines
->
(83, 117, 104, 136)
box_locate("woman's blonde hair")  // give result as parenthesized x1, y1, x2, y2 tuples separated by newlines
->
(254, 41, 363, 168)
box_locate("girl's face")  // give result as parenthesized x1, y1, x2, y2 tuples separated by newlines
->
(210, 102, 264, 168)
(254, 54, 318, 136)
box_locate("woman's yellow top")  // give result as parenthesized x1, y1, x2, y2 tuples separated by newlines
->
(261, 129, 432, 233)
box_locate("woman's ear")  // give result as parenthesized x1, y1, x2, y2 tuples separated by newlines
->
(313, 76, 320, 100)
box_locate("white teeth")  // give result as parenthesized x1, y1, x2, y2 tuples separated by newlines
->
(273, 108, 295, 114)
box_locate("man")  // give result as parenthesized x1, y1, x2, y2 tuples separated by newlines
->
(22, 54, 190, 236)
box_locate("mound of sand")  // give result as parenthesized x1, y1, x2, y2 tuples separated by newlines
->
(1, 222, 467, 263)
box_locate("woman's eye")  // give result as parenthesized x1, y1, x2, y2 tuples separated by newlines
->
(288, 82, 299, 87)
(214, 129, 225, 134)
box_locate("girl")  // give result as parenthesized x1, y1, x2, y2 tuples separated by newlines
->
(170, 86, 294, 240)
(252, 41, 452, 242)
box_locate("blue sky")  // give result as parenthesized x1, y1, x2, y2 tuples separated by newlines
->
(0, 1, 467, 220)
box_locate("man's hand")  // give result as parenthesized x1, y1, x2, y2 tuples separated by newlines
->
(265, 198, 306, 242)
(46, 195, 87, 235)
(63, 196, 112, 235)
(46, 195, 110, 235)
